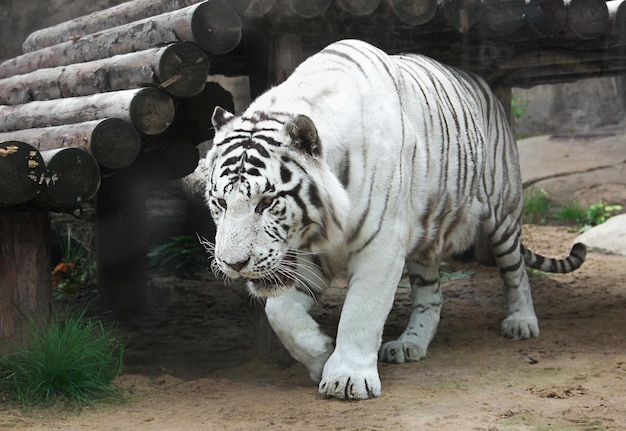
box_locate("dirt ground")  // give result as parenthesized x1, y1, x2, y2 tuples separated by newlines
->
(1, 224, 625, 430)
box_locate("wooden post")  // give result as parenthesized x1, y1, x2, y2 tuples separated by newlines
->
(0, 211, 51, 354)
(247, 32, 303, 365)
(95, 163, 148, 320)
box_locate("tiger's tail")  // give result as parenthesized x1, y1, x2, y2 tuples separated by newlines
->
(522, 243, 586, 273)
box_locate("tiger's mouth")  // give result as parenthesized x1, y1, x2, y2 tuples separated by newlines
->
(246, 255, 297, 298)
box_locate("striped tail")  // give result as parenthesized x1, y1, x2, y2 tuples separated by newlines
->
(523, 243, 587, 273)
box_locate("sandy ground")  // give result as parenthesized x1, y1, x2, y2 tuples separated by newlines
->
(1, 224, 625, 430)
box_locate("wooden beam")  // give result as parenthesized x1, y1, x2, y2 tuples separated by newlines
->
(0, 141, 46, 206)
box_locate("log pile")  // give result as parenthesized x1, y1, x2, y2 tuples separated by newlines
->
(211, 0, 626, 88)
(0, 0, 241, 211)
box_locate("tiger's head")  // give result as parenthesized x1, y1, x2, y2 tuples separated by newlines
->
(204, 107, 350, 297)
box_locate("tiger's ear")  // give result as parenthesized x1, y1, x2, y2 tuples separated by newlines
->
(285, 115, 321, 156)
(212, 106, 235, 130)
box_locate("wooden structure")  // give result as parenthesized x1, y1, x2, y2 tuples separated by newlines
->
(2, 0, 626, 355)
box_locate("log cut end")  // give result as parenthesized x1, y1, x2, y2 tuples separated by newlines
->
(192, 0, 243, 55)
(0, 141, 46, 205)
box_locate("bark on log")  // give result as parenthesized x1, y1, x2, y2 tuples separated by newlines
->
(0, 88, 175, 136)
(227, 0, 275, 16)
(562, 0, 609, 39)
(386, 0, 438, 26)
(22, 0, 206, 53)
(0, 141, 46, 206)
(0, 210, 51, 355)
(288, 0, 333, 18)
(37, 148, 101, 209)
(0, 43, 209, 105)
(0, 0, 241, 79)
(0, 119, 141, 170)
(338, 0, 381, 16)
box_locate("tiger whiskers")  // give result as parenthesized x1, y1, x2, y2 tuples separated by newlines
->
(196, 233, 228, 282)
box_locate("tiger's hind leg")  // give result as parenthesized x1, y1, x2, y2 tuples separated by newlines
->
(487, 217, 539, 339)
(379, 258, 442, 364)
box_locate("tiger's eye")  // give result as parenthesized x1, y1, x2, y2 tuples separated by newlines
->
(255, 196, 274, 214)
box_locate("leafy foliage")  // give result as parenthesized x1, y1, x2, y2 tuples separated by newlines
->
(523, 189, 551, 224)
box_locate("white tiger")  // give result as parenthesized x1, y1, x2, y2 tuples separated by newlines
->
(203, 39, 585, 400)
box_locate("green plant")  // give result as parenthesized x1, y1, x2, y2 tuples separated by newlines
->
(52, 225, 96, 294)
(148, 235, 209, 279)
(553, 201, 587, 224)
(523, 189, 550, 224)
(578, 202, 623, 232)
(0, 310, 124, 406)
(511, 97, 528, 120)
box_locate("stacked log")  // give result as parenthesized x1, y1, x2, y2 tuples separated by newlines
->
(0, 0, 241, 212)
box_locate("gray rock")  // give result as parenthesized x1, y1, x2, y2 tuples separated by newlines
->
(575, 214, 626, 256)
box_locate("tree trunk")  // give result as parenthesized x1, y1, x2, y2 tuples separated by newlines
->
(37, 148, 101, 210)
(0, 211, 51, 355)
(22, 0, 204, 52)
(0, 0, 241, 79)
(0, 119, 141, 170)
(0, 88, 174, 136)
(0, 141, 46, 206)
(96, 163, 148, 320)
(0, 42, 209, 105)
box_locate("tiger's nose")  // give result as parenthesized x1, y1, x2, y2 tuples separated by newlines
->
(225, 257, 250, 272)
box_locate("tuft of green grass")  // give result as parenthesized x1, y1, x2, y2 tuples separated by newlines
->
(0, 310, 124, 406)
(523, 189, 550, 224)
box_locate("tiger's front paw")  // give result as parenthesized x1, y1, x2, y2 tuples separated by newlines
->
(379, 340, 427, 364)
(318, 353, 381, 400)
(501, 312, 539, 340)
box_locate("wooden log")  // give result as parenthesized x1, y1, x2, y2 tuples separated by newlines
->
(0, 88, 175, 136)
(22, 0, 206, 52)
(508, 0, 567, 39)
(228, 0, 275, 16)
(440, 0, 485, 32)
(0, 43, 209, 105)
(0, 141, 46, 206)
(288, 0, 333, 18)
(386, 0, 439, 26)
(37, 148, 101, 209)
(338, 0, 382, 16)
(482, 0, 526, 35)
(0, 210, 51, 355)
(607, 0, 626, 40)
(0, 0, 241, 79)
(0, 119, 141, 170)
(562, 0, 609, 39)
